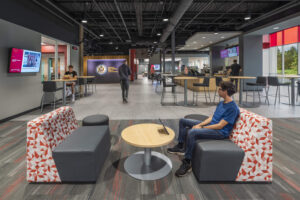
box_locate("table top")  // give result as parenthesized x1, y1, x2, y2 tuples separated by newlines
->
(51, 78, 77, 82)
(228, 76, 256, 79)
(78, 76, 96, 78)
(121, 123, 175, 148)
(273, 75, 300, 78)
(174, 76, 200, 80)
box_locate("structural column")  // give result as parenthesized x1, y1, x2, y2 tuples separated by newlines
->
(163, 48, 166, 73)
(54, 41, 58, 79)
(171, 30, 175, 74)
(79, 24, 84, 76)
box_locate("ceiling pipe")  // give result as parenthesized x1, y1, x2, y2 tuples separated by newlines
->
(160, 0, 194, 43)
(134, 0, 143, 36)
(236, 0, 300, 30)
(114, 0, 131, 40)
(40, 0, 100, 39)
(92, 0, 123, 42)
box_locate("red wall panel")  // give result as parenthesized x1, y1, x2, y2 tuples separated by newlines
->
(284, 26, 298, 45)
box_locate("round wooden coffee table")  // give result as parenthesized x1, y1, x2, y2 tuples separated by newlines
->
(121, 123, 175, 180)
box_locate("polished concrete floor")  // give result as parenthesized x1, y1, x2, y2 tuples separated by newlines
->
(15, 76, 300, 121)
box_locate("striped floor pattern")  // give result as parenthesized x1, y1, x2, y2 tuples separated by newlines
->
(0, 118, 300, 200)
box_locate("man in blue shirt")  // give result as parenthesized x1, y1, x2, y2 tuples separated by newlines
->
(167, 81, 240, 177)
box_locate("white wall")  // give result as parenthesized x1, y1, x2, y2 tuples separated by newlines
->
(0, 19, 43, 120)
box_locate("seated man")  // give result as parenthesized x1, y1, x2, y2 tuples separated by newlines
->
(167, 81, 240, 177)
(65, 65, 77, 102)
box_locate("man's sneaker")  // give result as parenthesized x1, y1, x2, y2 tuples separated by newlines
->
(175, 159, 192, 177)
(167, 144, 185, 156)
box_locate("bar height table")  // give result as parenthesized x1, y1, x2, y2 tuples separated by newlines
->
(51, 78, 77, 106)
(174, 76, 199, 106)
(228, 76, 256, 107)
(274, 75, 300, 106)
(78, 76, 96, 96)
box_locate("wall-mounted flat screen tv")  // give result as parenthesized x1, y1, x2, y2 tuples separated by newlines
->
(9, 48, 41, 73)
(220, 46, 239, 58)
(151, 64, 160, 71)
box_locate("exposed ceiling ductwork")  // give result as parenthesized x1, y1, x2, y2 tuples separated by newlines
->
(159, 0, 193, 43)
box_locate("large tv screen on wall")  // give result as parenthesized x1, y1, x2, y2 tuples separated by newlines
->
(220, 46, 239, 58)
(9, 48, 41, 73)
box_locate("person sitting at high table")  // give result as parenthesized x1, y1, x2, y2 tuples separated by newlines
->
(167, 81, 240, 177)
(65, 65, 77, 102)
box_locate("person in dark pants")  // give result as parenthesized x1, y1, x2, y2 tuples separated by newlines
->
(167, 81, 240, 177)
(118, 60, 131, 103)
(229, 59, 242, 90)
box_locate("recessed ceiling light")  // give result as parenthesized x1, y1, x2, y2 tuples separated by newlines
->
(193, 41, 197, 44)
(153, 41, 157, 44)
(109, 41, 113, 45)
(202, 37, 206, 39)
(209, 41, 213, 43)
(100, 34, 104, 37)
(115, 46, 119, 50)
(187, 44, 190, 47)
(214, 32, 219, 35)
(220, 36, 225, 39)
(273, 27, 280, 30)
(81, 19, 88, 23)
(157, 33, 161, 36)
(244, 16, 251, 20)
(201, 45, 204, 47)
(41, 42, 45, 45)
(163, 18, 169, 22)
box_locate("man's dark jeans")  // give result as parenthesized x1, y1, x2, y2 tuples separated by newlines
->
(120, 79, 129, 100)
(178, 118, 227, 160)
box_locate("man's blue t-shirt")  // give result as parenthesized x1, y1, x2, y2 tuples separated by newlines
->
(208, 101, 240, 137)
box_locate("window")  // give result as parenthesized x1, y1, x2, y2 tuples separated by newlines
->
(283, 43, 298, 74)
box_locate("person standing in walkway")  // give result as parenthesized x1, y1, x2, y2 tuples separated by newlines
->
(229, 59, 242, 90)
(167, 81, 240, 177)
(118, 60, 131, 103)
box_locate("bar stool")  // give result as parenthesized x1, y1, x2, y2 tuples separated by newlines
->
(267, 76, 290, 105)
(161, 77, 177, 105)
(246, 76, 269, 105)
(193, 77, 211, 105)
(40, 81, 63, 112)
(213, 77, 222, 103)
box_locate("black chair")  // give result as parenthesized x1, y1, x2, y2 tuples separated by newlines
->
(75, 77, 86, 98)
(246, 76, 269, 105)
(193, 77, 211, 105)
(161, 77, 177, 105)
(267, 76, 290, 105)
(40, 81, 63, 112)
(87, 78, 96, 94)
(213, 77, 222, 103)
(155, 74, 162, 92)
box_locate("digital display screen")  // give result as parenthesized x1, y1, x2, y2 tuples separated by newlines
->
(9, 48, 41, 73)
(220, 47, 239, 58)
(220, 49, 228, 58)
(151, 64, 160, 71)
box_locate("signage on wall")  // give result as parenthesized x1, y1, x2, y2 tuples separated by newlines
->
(87, 59, 125, 83)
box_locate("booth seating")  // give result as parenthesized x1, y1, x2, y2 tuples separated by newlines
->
(185, 108, 272, 182)
(26, 106, 111, 182)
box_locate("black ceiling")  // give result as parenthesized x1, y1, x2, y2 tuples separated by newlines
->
(42, 0, 300, 54)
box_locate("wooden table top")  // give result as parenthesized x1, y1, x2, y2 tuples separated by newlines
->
(121, 123, 175, 148)
(51, 78, 77, 82)
(228, 76, 256, 79)
(174, 76, 200, 80)
(273, 75, 300, 78)
(78, 76, 96, 78)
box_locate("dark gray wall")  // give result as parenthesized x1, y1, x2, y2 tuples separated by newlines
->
(240, 35, 263, 89)
(0, 0, 79, 45)
(0, 19, 42, 120)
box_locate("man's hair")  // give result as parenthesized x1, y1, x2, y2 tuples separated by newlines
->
(68, 65, 74, 69)
(233, 59, 237, 63)
(220, 81, 236, 96)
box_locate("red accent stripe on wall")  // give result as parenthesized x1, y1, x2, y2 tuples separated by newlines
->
(284, 26, 299, 45)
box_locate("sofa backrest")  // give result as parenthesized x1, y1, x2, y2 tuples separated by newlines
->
(230, 108, 272, 181)
(26, 106, 78, 182)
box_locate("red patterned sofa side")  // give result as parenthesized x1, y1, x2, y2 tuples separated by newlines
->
(26, 106, 78, 182)
(230, 108, 272, 182)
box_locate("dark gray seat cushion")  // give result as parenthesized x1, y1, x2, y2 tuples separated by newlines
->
(184, 114, 208, 121)
(53, 126, 111, 182)
(192, 139, 244, 182)
(82, 114, 109, 126)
